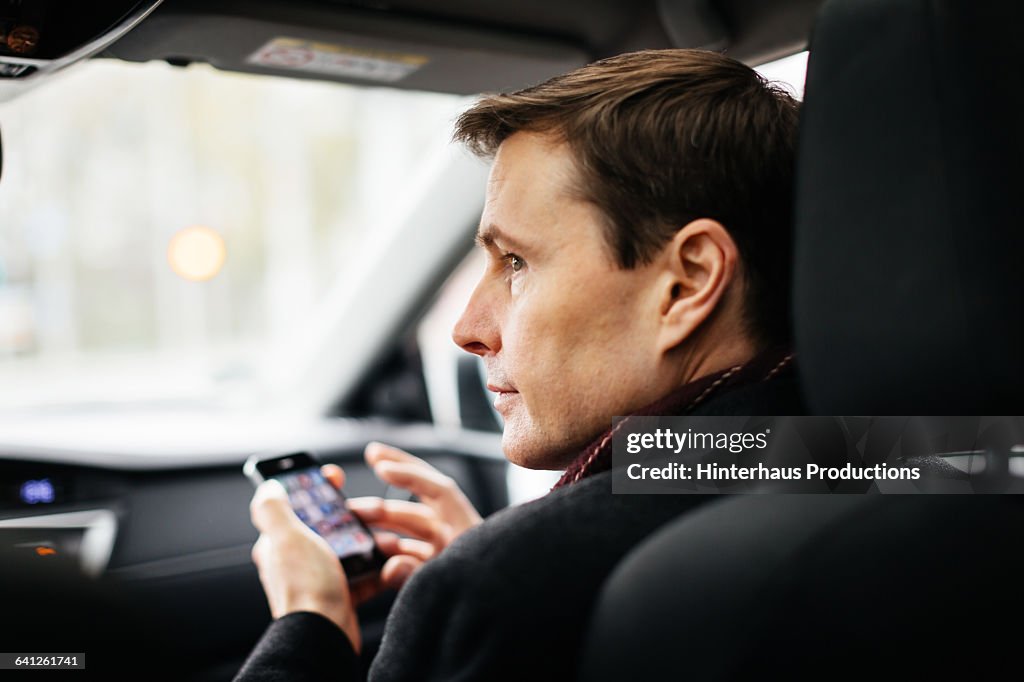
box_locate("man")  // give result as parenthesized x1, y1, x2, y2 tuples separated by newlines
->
(236, 48, 802, 681)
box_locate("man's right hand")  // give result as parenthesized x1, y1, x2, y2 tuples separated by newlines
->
(323, 441, 483, 604)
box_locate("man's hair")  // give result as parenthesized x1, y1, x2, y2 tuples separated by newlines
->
(454, 49, 801, 348)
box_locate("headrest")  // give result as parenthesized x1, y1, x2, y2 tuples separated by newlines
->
(793, 0, 1024, 414)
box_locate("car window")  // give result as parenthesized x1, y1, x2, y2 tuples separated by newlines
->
(0, 59, 470, 411)
(0, 50, 806, 418)
(756, 50, 807, 99)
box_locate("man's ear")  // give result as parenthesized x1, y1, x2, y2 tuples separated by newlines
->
(655, 218, 740, 354)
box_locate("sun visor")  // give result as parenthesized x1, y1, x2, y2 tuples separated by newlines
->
(104, 0, 590, 95)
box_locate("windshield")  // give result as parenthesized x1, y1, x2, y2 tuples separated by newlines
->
(0, 60, 469, 412)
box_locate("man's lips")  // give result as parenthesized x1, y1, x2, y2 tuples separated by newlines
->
(487, 383, 519, 413)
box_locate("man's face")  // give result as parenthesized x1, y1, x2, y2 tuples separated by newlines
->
(452, 132, 669, 469)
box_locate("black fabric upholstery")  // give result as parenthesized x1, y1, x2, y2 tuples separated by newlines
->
(793, 0, 1024, 414)
(579, 494, 1024, 681)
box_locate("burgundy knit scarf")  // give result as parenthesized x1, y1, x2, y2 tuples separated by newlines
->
(551, 347, 795, 490)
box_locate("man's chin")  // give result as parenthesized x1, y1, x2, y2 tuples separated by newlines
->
(500, 425, 582, 471)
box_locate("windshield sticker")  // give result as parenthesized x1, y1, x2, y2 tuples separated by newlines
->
(246, 37, 428, 82)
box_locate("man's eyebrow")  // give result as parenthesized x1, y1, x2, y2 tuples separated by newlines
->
(475, 224, 532, 253)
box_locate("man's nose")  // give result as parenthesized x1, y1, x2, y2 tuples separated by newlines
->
(452, 279, 501, 357)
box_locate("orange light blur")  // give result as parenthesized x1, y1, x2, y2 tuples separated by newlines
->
(167, 225, 227, 281)
(35, 546, 57, 556)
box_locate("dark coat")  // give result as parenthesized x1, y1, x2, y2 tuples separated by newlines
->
(235, 361, 806, 682)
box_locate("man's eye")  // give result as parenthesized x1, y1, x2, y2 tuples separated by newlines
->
(504, 253, 525, 273)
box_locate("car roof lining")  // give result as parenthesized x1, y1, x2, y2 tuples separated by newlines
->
(97, 0, 821, 95)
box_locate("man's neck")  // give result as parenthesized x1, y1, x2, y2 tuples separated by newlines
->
(551, 344, 795, 490)
(669, 333, 759, 392)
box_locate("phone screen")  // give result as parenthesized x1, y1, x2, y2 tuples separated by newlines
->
(274, 467, 375, 560)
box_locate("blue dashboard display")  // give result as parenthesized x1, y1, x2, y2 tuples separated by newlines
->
(20, 478, 55, 504)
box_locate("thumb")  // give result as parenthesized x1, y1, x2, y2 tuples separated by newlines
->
(322, 463, 346, 490)
(250, 479, 300, 533)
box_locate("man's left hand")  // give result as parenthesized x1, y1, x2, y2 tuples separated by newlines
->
(250, 479, 361, 653)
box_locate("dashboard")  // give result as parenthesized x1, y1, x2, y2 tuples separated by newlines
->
(0, 416, 506, 680)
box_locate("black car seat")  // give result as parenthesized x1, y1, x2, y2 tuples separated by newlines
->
(577, 0, 1024, 679)
(794, 0, 1023, 415)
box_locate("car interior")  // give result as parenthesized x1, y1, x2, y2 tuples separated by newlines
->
(0, 0, 1019, 679)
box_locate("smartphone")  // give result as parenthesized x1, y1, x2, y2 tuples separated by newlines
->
(244, 451, 384, 582)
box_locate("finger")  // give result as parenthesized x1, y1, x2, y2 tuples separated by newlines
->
(250, 480, 300, 533)
(367, 443, 456, 482)
(365, 442, 430, 468)
(346, 496, 385, 521)
(379, 555, 422, 590)
(372, 532, 435, 562)
(250, 536, 266, 566)
(321, 464, 346, 490)
(359, 453, 482, 535)
(347, 498, 442, 543)
(373, 460, 455, 502)
(364, 443, 463, 507)
(371, 530, 401, 553)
